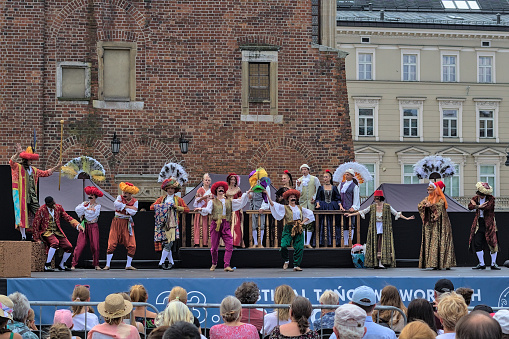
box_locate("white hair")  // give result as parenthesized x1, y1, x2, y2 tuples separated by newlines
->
(8, 292, 31, 322)
(334, 324, 365, 339)
(319, 290, 339, 306)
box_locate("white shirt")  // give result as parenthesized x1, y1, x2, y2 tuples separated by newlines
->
(436, 333, 456, 339)
(164, 194, 175, 204)
(114, 195, 138, 218)
(72, 312, 100, 331)
(269, 202, 315, 224)
(296, 174, 320, 200)
(47, 207, 55, 219)
(75, 202, 101, 223)
(262, 311, 291, 335)
(200, 193, 250, 216)
(479, 197, 486, 218)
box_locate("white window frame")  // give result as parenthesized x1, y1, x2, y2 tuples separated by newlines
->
(401, 49, 420, 82)
(478, 164, 497, 196)
(474, 99, 500, 142)
(477, 51, 495, 84)
(398, 98, 424, 141)
(440, 51, 459, 83)
(402, 164, 420, 184)
(396, 147, 429, 184)
(436, 148, 468, 197)
(355, 146, 384, 193)
(356, 48, 375, 81)
(438, 99, 464, 142)
(473, 148, 506, 197)
(358, 163, 377, 196)
(442, 164, 461, 197)
(353, 97, 380, 141)
(56, 61, 91, 103)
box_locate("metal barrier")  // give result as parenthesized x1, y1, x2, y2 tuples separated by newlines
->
(30, 301, 158, 338)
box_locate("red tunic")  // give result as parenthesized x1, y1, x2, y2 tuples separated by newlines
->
(32, 204, 78, 241)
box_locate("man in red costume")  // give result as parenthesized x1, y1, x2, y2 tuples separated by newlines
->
(32, 196, 80, 272)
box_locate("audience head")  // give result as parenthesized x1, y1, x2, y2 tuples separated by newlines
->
(97, 293, 133, 325)
(473, 304, 494, 314)
(434, 278, 454, 299)
(162, 321, 201, 339)
(130, 284, 149, 303)
(8, 292, 31, 322)
(456, 310, 502, 339)
(351, 285, 376, 315)
(53, 309, 73, 329)
(494, 310, 509, 337)
(374, 285, 406, 323)
(0, 295, 13, 330)
(437, 292, 468, 332)
(147, 326, 170, 339)
(406, 298, 437, 333)
(456, 287, 474, 306)
(398, 320, 436, 339)
(234, 281, 260, 304)
(290, 296, 313, 335)
(219, 296, 242, 323)
(169, 286, 188, 304)
(274, 284, 295, 321)
(71, 284, 92, 315)
(156, 300, 193, 327)
(333, 303, 367, 339)
(319, 290, 339, 306)
(48, 323, 72, 339)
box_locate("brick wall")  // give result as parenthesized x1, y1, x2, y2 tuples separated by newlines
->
(0, 0, 353, 196)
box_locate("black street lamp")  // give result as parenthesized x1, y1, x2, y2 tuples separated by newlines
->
(111, 132, 121, 155)
(505, 146, 509, 167)
(179, 133, 189, 154)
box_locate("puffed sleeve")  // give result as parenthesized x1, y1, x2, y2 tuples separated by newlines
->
(302, 207, 315, 224)
(390, 206, 401, 220)
(232, 193, 249, 212)
(269, 201, 286, 221)
(127, 201, 139, 216)
(351, 185, 360, 211)
(75, 202, 86, 217)
(358, 206, 371, 219)
(86, 204, 101, 221)
(114, 196, 125, 211)
(200, 200, 213, 216)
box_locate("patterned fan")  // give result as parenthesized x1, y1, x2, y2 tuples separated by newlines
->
(158, 162, 188, 186)
(413, 155, 457, 180)
(333, 162, 373, 184)
(61, 156, 106, 182)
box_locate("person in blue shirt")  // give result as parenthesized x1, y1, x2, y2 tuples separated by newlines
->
(313, 290, 339, 331)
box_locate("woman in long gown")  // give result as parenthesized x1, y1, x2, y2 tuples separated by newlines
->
(226, 173, 244, 248)
(418, 181, 456, 270)
(193, 173, 212, 247)
(315, 170, 341, 247)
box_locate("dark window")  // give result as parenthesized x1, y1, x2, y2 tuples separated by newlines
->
(312, 0, 321, 44)
(249, 63, 270, 102)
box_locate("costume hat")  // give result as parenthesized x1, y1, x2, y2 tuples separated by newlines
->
(283, 189, 300, 201)
(300, 164, 310, 170)
(161, 177, 181, 191)
(97, 294, 133, 319)
(211, 181, 229, 196)
(226, 173, 241, 186)
(119, 182, 139, 195)
(0, 295, 13, 320)
(20, 146, 39, 161)
(84, 186, 104, 198)
(476, 182, 493, 196)
(374, 190, 384, 197)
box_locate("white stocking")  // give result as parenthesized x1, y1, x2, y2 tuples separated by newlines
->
(260, 230, 265, 245)
(343, 230, 353, 246)
(168, 250, 174, 265)
(305, 231, 313, 246)
(126, 256, 133, 268)
(491, 252, 498, 266)
(106, 254, 113, 267)
(476, 251, 485, 266)
(252, 231, 258, 245)
(20, 228, 26, 239)
(46, 247, 56, 264)
(60, 252, 71, 268)
(159, 250, 169, 265)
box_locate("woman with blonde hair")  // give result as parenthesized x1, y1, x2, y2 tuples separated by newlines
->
(193, 174, 212, 247)
(210, 296, 258, 339)
(372, 285, 407, 333)
(312, 290, 339, 331)
(130, 285, 157, 329)
(71, 285, 99, 331)
(48, 323, 72, 339)
(399, 320, 436, 339)
(263, 285, 296, 335)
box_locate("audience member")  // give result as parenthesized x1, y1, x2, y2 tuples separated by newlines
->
(455, 288, 473, 307)
(472, 304, 494, 315)
(263, 285, 296, 336)
(332, 304, 366, 339)
(155, 300, 193, 327)
(372, 285, 407, 333)
(88, 293, 140, 339)
(48, 323, 72, 339)
(53, 310, 80, 339)
(168, 286, 201, 330)
(7, 292, 38, 339)
(117, 292, 144, 333)
(436, 292, 468, 338)
(494, 310, 509, 339)
(456, 310, 502, 339)
(26, 309, 37, 332)
(0, 295, 22, 339)
(269, 296, 319, 339)
(71, 285, 99, 331)
(433, 279, 455, 331)
(130, 285, 157, 330)
(162, 322, 201, 339)
(398, 320, 436, 339)
(313, 290, 339, 331)
(147, 326, 169, 339)
(209, 296, 258, 339)
(234, 282, 266, 332)
(407, 298, 438, 333)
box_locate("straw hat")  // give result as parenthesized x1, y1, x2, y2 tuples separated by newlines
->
(0, 295, 13, 320)
(97, 294, 133, 319)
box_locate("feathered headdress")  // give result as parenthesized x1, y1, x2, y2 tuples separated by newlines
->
(333, 162, 373, 184)
(61, 156, 106, 182)
(413, 155, 457, 180)
(158, 162, 188, 186)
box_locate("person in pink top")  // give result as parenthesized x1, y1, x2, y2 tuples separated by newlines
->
(210, 296, 259, 339)
(87, 294, 140, 339)
(193, 173, 213, 247)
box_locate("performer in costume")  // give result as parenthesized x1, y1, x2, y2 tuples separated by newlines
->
(296, 164, 319, 248)
(32, 196, 80, 272)
(193, 173, 212, 247)
(71, 186, 103, 270)
(468, 182, 499, 270)
(226, 173, 244, 248)
(339, 169, 360, 246)
(346, 190, 414, 268)
(266, 189, 314, 271)
(315, 170, 341, 247)
(248, 177, 270, 248)
(150, 177, 190, 270)
(10, 143, 61, 239)
(272, 170, 293, 246)
(195, 181, 250, 272)
(418, 181, 456, 270)
(104, 182, 139, 270)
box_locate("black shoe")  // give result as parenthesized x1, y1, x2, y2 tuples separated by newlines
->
(472, 264, 486, 270)
(57, 266, 72, 271)
(491, 264, 501, 270)
(158, 264, 170, 270)
(44, 264, 54, 272)
(166, 263, 173, 270)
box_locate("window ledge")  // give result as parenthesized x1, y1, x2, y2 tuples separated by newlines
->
(57, 98, 90, 104)
(93, 100, 144, 110)
(241, 114, 283, 124)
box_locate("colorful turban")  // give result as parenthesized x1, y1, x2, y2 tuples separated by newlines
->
(161, 177, 181, 190)
(19, 146, 39, 161)
(119, 182, 139, 195)
(84, 186, 104, 197)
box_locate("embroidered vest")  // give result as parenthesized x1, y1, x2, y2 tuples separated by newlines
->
(212, 198, 232, 223)
(340, 182, 356, 210)
(284, 205, 303, 224)
(299, 176, 316, 203)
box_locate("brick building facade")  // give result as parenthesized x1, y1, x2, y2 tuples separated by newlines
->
(1, 0, 353, 201)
